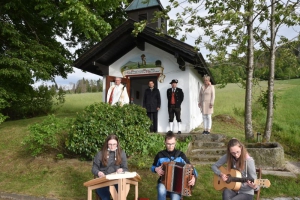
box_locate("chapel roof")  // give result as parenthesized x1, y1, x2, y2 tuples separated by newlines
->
(125, 0, 164, 12)
(74, 19, 215, 84)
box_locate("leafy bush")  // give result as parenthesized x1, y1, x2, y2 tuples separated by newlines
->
(2, 85, 65, 120)
(22, 114, 73, 156)
(257, 89, 278, 110)
(66, 103, 152, 159)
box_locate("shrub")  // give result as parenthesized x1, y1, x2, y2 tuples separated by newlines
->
(22, 114, 73, 156)
(66, 103, 152, 159)
(2, 85, 65, 120)
(257, 89, 278, 110)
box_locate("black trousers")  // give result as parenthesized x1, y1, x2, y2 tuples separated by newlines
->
(168, 105, 181, 122)
(147, 112, 158, 132)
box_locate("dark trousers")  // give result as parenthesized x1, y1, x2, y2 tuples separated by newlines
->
(168, 105, 181, 122)
(147, 112, 158, 132)
(96, 184, 118, 200)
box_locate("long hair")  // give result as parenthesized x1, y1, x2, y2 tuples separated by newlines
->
(226, 138, 248, 172)
(101, 134, 122, 166)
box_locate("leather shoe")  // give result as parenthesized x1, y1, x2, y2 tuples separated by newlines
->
(167, 130, 173, 134)
(177, 131, 181, 134)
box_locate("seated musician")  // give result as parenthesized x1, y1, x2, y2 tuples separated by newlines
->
(212, 138, 260, 200)
(151, 132, 198, 200)
(92, 134, 128, 200)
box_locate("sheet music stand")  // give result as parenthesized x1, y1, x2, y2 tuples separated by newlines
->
(84, 172, 141, 200)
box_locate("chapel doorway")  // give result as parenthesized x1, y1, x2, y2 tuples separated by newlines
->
(129, 76, 158, 106)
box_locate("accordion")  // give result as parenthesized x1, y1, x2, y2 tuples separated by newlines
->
(161, 161, 194, 196)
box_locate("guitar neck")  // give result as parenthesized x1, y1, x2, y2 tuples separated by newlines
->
(228, 177, 254, 183)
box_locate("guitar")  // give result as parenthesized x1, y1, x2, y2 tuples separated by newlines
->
(213, 166, 271, 191)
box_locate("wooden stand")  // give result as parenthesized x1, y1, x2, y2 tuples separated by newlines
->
(84, 172, 141, 200)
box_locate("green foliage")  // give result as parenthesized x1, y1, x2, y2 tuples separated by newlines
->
(232, 105, 244, 117)
(22, 114, 73, 157)
(257, 89, 277, 110)
(128, 135, 192, 169)
(2, 85, 66, 120)
(176, 136, 192, 153)
(0, 0, 130, 123)
(66, 103, 152, 159)
(74, 78, 103, 93)
(1, 81, 300, 199)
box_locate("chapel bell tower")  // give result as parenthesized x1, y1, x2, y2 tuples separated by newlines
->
(125, 0, 168, 34)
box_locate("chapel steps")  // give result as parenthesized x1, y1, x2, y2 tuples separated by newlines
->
(187, 133, 227, 166)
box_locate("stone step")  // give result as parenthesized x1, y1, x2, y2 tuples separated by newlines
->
(192, 141, 226, 148)
(189, 154, 221, 162)
(192, 133, 227, 142)
(191, 161, 215, 166)
(189, 148, 226, 156)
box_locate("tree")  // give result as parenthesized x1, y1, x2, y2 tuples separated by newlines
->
(148, 0, 300, 141)
(0, 0, 130, 122)
(252, 0, 300, 141)
(158, 0, 258, 140)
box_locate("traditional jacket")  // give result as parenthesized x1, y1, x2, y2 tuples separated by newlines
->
(167, 87, 184, 108)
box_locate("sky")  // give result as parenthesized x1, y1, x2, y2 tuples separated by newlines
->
(41, 0, 299, 88)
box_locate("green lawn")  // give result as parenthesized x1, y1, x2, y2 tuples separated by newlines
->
(55, 92, 102, 117)
(0, 80, 300, 199)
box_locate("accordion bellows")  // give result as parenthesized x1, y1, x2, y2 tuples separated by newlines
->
(161, 161, 194, 196)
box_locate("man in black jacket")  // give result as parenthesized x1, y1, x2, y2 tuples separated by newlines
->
(167, 79, 184, 134)
(143, 80, 161, 133)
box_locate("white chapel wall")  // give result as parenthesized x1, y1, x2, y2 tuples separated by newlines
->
(103, 42, 203, 133)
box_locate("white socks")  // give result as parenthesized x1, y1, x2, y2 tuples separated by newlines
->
(169, 122, 181, 131)
(169, 122, 173, 131)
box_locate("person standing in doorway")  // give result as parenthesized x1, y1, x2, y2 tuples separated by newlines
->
(107, 77, 129, 106)
(198, 75, 215, 134)
(143, 80, 161, 133)
(167, 79, 184, 134)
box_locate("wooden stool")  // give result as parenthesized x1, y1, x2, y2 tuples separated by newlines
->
(255, 168, 262, 200)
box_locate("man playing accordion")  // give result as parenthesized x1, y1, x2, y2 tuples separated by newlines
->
(151, 132, 198, 200)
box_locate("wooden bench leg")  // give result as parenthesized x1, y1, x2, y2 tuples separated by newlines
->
(255, 168, 262, 200)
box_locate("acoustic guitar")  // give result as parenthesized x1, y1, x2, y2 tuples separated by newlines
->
(213, 166, 271, 191)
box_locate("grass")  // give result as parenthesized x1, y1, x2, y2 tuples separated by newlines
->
(0, 81, 300, 199)
(213, 79, 300, 152)
(55, 92, 102, 117)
